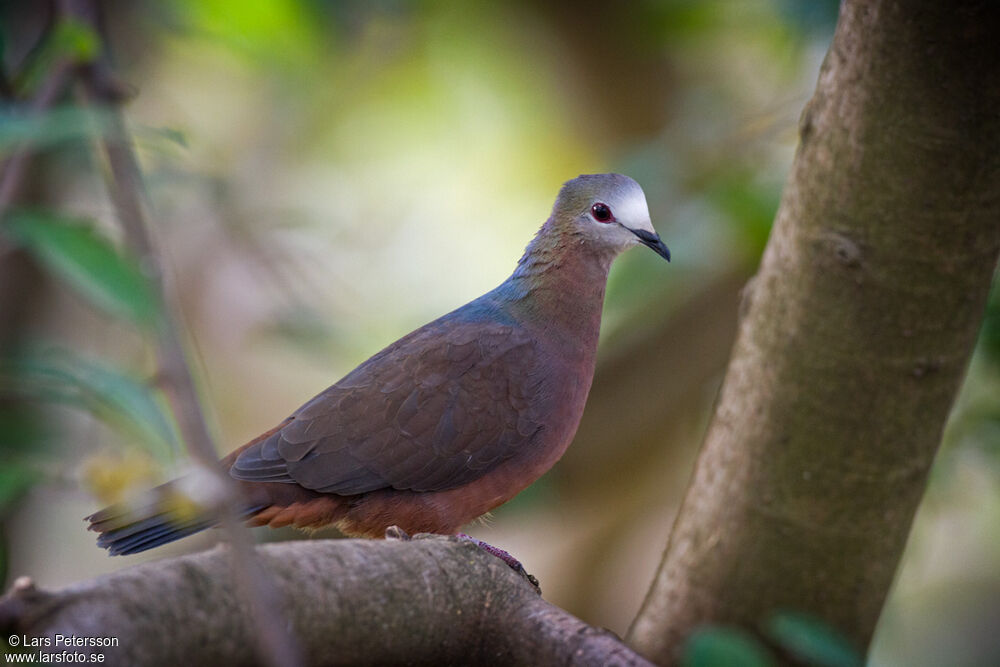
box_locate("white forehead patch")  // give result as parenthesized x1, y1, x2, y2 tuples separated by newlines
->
(614, 184, 654, 234)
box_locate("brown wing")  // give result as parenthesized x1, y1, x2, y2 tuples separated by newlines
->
(230, 313, 547, 494)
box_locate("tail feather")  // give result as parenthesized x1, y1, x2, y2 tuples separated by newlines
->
(95, 515, 216, 556)
(87, 425, 322, 556)
(89, 508, 172, 540)
(86, 480, 264, 556)
(86, 464, 350, 555)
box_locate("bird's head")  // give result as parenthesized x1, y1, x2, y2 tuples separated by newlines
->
(553, 173, 670, 261)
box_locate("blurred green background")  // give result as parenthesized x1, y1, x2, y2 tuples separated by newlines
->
(1, 1, 997, 665)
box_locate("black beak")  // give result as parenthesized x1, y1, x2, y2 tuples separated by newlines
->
(632, 228, 671, 262)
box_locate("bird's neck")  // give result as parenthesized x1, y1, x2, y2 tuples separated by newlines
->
(499, 218, 615, 357)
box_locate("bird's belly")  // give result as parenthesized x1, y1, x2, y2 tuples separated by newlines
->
(336, 467, 527, 537)
(339, 415, 582, 537)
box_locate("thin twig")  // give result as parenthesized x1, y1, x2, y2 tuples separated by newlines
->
(81, 103, 307, 667)
(63, 1, 303, 665)
(0, 60, 74, 215)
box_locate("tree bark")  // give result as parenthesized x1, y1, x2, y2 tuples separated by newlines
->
(0, 536, 653, 667)
(629, 1, 1000, 663)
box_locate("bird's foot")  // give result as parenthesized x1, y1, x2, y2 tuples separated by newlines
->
(386, 526, 540, 593)
(385, 525, 411, 541)
(455, 533, 540, 594)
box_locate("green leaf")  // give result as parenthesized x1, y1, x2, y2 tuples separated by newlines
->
(141, 125, 188, 149)
(2, 211, 160, 327)
(14, 19, 101, 92)
(683, 627, 776, 667)
(764, 612, 863, 667)
(0, 403, 47, 456)
(0, 465, 39, 511)
(0, 106, 111, 157)
(2, 349, 179, 463)
(0, 406, 48, 522)
(979, 274, 1000, 364)
(0, 106, 187, 159)
(50, 18, 100, 64)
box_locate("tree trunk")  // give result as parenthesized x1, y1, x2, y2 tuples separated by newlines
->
(628, 1, 1000, 663)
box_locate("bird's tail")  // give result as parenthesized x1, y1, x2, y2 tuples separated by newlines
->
(85, 479, 260, 556)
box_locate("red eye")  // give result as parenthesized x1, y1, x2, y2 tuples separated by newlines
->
(591, 202, 614, 223)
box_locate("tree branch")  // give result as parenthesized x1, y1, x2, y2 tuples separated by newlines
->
(0, 537, 653, 667)
(629, 1, 1000, 663)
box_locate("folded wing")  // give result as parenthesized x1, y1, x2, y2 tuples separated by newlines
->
(230, 314, 546, 494)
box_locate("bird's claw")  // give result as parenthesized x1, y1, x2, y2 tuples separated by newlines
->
(455, 533, 541, 594)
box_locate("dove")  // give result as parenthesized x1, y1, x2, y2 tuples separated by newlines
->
(87, 173, 670, 556)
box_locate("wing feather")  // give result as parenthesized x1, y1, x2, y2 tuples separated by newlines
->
(231, 308, 546, 494)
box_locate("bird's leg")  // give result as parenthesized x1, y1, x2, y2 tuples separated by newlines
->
(456, 533, 540, 593)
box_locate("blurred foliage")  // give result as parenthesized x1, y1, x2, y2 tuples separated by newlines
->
(961, 277, 1000, 465)
(0, 107, 108, 158)
(46, 18, 99, 63)
(0, 348, 178, 463)
(14, 17, 99, 92)
(79, 449, 163, 506)
(177, 0, 322, 69)
(980, 276, 1000, 366)
(683, 626, 775, 667)
(0, 404, 48, 587)
(3, 211, 160, 327)
(705, 169, 782, 260)
(764, 612, 863, 667)
(0, 106, 188, 159)
(683, 612, 862, 667)
(0, 405, 46, 509)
